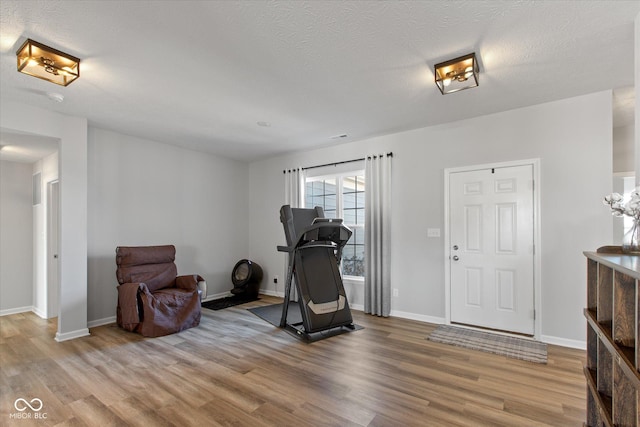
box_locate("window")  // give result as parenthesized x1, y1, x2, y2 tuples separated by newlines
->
(305, 172, 365, 278)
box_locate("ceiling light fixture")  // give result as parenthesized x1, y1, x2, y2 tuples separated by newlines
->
(16, 39, 80, 86)
(434, 52, 479, 95)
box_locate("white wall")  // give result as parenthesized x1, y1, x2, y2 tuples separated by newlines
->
(248, 91, 613, 345)
(87, 128, 250, 323)
(613, 125, 634, 174)
(1, 100, 88, 341)
(0, 160, 33, 313)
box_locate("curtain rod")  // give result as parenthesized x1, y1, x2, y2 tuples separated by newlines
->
(283, 152, 392, 173)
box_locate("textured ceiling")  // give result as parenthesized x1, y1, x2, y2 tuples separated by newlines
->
(0, 1, 638, 162)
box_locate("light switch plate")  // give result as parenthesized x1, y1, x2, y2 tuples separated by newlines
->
(427, 228, 441, 238)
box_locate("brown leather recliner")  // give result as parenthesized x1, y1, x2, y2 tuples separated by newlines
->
(115, 245, 205, 337)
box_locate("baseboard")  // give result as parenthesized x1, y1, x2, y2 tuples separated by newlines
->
(350, 303, 364, 311)
(0, 306, 33, 317)
(259, 289, 284, 298)
(390, 309, 446, 325)
(32, 305, 48, 319)
(88, 316, 116, 328)
(87, 291, 233, 327)
(256, 292, 446, 325)
(541, 335, 586, 350)
(55, 328, 90, 342)
(202, 291, 232, 302)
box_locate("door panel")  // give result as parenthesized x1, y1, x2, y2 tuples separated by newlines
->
(465, 268, 482, 307)
(496, 203, 516, 253)
(450, 165, 534, 335)
(496, 269, 515, 311)
(465, 205, 482, 251)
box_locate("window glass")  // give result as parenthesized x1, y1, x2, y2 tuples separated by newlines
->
(305, 172, 365, 278)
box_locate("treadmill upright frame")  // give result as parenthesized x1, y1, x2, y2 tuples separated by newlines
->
(277, 205, 357, 341)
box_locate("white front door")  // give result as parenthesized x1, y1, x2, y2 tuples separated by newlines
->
(449, 164, 535, 335)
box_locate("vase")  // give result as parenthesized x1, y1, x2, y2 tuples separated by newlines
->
(622, 219, 640, 253)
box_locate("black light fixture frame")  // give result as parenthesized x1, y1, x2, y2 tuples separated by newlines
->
(16, 38, 80, 87)
(434, 52, 479, 95)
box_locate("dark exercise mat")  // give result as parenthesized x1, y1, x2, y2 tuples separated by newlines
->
(202, 295, 259, 311)
(248, 302, 362, 342)
(247, 302, 302, 326)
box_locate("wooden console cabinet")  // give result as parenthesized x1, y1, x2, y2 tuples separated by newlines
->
(584, 248, 640, 426)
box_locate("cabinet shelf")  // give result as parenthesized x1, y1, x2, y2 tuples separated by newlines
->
(584, 249, 639, 427)
(584, 309, 640, 389)
(584, 367, 613, 427)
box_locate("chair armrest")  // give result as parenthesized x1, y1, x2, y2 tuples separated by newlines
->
(197, 280, 207, 300)
(117, 282, 146, 331)
(119, 282, 151, 294)
(175, 274, 203, 291)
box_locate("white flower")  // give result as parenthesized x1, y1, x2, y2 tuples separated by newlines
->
(604, 187, 640, 219)
(609, 193, 623, 202)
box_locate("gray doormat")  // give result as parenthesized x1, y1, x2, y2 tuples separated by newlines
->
(427, 325, 547, 364)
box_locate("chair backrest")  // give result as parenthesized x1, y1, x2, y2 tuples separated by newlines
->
(116, 245, 177, 292)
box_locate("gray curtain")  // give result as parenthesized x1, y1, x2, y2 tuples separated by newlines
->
(364, 154, 392, 316)
(283, 168, 305, 300)
(284, 168, 304, 208)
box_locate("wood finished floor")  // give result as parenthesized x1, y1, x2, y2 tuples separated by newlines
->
(1, 296, 586, 426)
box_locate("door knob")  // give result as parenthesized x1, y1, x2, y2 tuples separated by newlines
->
(452, 255, 459, 261)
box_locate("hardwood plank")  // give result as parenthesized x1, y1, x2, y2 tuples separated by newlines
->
(250, 402, 319, 427)
(0, 296, 587, 426)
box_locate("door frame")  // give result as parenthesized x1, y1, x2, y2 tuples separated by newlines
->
(47, 179, 60, 319)
(444, 158, 542, 340)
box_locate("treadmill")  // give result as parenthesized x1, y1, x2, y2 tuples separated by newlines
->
(277, 205, 357, 340)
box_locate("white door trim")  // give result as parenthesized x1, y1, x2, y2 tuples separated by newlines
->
(47, 180, 60, 319)
(444, 158, 542, 340)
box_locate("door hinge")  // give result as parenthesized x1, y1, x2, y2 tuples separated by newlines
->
(532, 309, 536, 320)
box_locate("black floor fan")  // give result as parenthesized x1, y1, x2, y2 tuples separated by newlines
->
(230, 259, 263, 300)
(201, 259, 262, 311)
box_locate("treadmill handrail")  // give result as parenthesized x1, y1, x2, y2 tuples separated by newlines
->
(277, 242, 339, 253)
(283, 221, 352, 251)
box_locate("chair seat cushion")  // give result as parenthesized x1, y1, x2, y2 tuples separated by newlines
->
(152, 288, 197, 307)
(138, 288, 201, 337)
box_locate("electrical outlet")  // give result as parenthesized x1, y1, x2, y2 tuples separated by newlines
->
(393, 288, 399, 297)
(273, 276, 279, 284)
(427, 228, 441, 238)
